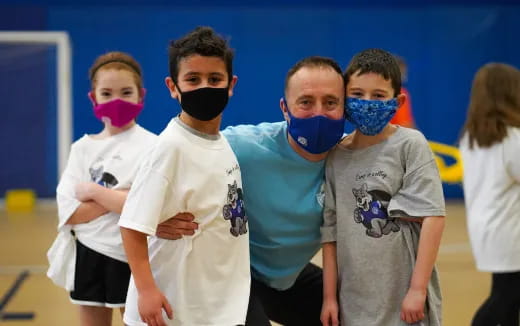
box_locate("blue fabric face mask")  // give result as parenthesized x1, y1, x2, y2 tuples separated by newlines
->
(284, 99, 345, 154)
(346, 97, 398, 136)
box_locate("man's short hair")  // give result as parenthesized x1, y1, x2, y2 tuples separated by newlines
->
(285, 56, 345, 93)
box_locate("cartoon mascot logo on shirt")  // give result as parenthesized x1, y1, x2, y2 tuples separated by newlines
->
(89, 161, 118, 189)
(223, 181, 248, 237)
(352, 183, 399, 238)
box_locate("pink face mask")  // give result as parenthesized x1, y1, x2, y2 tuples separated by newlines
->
(89, 91, 145, 128)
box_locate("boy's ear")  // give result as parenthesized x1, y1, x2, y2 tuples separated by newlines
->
(396, 92, 407, 108)
(165, 77, 179, 100)
(228, 75, 238, 97)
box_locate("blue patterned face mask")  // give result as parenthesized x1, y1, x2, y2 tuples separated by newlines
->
(346, 98, 398, 136)
(284, 99, 345, 154)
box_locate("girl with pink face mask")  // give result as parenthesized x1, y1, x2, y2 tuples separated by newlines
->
(47, 51, 157, 326)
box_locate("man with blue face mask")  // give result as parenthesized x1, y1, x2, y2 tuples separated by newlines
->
(158, 56, 346, 325)
(227, 56, 345, 325)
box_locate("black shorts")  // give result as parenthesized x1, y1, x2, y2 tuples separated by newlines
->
(246, 263, 323, 326)
(70, 240, 131, 308)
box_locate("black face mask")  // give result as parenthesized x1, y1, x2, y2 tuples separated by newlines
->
(176, 86, 229, 121)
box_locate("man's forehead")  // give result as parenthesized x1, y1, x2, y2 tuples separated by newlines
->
(287, 66, 343, 97)
(290, 65, 340, 80)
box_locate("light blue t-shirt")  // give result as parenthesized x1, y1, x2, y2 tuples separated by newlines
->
(223, 121, 325, 290)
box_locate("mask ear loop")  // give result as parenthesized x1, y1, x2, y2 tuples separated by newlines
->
(342, 95, 348, 118)
(282, 97, 294, 115)
(171, 79, 184, 96)
(88, 92, 97, 106)
(281, 97, 294, 123)
(170, 80, 184, 118)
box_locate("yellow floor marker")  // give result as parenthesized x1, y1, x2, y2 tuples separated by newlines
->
(5, 189, 36, 213)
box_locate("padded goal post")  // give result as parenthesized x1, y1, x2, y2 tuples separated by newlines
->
(0, 31, 72, 193)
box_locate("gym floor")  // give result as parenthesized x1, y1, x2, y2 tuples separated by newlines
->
(0, 201, 487, 325)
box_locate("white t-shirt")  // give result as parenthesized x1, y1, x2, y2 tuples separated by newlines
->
(56, 124, 157, 261)
(460, 127, 520, 272)
(47, 124, 156, 291)
(119, 118, 250, 326)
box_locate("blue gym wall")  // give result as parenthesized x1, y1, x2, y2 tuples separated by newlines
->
(1, 0, 520, 198)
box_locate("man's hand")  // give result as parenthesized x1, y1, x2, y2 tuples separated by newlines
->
(156, 213, 198, 240)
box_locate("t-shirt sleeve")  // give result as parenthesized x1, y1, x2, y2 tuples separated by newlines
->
(221, 125, 239, 140)
(127, 146, 155, 188)
(388, 132, 446, 219)
(222, 124, 254, 157)
(321, 158, 337, 243)
(118, 145, 172, 236)
(504, 128, 520, 183)
(56, 142, 84, 230)
(223, 124, 269, 171)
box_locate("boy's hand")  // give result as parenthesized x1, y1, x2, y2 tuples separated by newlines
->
(320, 298, 340, 326)
(156, 213, 198, 240)
(138, 287, 173, 326)
(75, 182, 99, 202)
(400, 288, 426, 324)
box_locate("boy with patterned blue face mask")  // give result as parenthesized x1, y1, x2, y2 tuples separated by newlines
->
(320, 49, 446, 326)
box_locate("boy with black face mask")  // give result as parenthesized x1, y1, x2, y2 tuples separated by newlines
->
(320, 49, 445, 326)
(119, 26, 250, 326)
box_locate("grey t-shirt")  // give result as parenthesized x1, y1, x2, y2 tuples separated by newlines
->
(321, 127, 446, 326)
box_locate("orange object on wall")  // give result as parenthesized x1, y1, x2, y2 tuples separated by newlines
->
(391, 87, 415, 128)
